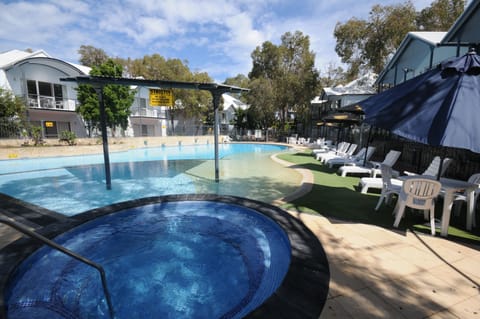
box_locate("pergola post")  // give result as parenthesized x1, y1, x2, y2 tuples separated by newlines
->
(211, 91, 222, 183)
(94, 86, 112, 190)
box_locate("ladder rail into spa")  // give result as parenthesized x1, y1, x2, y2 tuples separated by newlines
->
(0, 217, 116, 319)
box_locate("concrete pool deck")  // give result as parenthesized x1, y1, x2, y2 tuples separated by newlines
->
(0, 141, 479, 318)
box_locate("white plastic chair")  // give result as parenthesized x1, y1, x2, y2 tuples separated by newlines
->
(375, 164, 403, 210)
(393, 178, 442, 235)
(451, 173, 480, 227)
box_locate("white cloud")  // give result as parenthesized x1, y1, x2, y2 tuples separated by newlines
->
(0, 0, 447, 81)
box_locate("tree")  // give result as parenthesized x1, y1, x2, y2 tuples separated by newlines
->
(223, 74, 249, 89)
(364, 3, 417, 74)
(0, 87, 27, 137)
(248, 31, 319, 137)
(76, 59, 135, 136)
(417, 0, 465, 31)
(78, 45, 109, 67)
(334, 2, 417, 77)
(319, 62, 346, 88)
(244, 77, 276, 137)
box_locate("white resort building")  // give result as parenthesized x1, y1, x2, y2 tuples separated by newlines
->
(0, 49, 244, 139)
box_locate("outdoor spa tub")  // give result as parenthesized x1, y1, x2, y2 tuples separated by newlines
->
(0, 195, 330, 318)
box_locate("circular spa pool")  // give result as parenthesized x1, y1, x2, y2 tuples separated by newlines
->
(5, 197, 292, 318)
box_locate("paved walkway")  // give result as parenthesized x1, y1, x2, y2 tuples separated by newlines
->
(291, 211, 480, 318)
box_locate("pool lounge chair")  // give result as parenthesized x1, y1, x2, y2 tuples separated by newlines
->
(338, 150, 401, 178)
(404, 156, 453, 178)
(313, 141, 348, 156)
(318, 144, 358, 163)
(327, 146, 376, 169)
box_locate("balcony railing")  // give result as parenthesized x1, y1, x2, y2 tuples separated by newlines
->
(130, 108, 165, 118)
(27, 95, 76, 111)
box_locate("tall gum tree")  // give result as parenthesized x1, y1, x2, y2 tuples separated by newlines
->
(248, 31, 319, 137)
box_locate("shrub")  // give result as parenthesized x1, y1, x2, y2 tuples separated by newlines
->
(59, 130, 77, 146)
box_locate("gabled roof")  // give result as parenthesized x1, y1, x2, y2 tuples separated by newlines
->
(222, 93, 248, 111)
(376, 32, 445, 84)
(0, 49, 91, 75)
(0, 49, 49, 69)
(322, 72, 377, 97)
(442, 0, 480, 45)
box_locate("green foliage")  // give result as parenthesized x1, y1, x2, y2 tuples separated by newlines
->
(59, 130, 77, 145)
(76, 59, 135, 136)
(248, 31, 319, 137)
(29, 126, 43, 146)
(0, 87, 27, 137)
(417, 0, 466, 31)
(78, 45, 109, 67)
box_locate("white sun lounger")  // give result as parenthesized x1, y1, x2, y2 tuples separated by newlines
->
(318, 144, 357, 163)
(326, 146, 376, 169)
(338, 150, 401, 178)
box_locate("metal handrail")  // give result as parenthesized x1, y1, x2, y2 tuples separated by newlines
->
(0, 217, 115, 319)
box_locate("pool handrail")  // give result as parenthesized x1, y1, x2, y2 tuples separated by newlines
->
(0, 216, 115, 319)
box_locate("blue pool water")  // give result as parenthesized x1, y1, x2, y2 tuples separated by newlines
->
(5, 200, 292, 319)
(0, 144, 293, 216)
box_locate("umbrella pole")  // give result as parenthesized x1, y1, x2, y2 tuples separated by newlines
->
(335, 127, 341, 154)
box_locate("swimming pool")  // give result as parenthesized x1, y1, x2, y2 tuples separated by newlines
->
(0, 194, 329, 319)
(5, 198, 292, 319)
(0, 143, 300, 216)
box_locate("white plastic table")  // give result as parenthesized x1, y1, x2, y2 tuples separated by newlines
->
(398, 176, 477, 236)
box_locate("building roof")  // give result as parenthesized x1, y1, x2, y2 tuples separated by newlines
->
(322, 72, 377, 97)
(222, 93, 248, 111)
(442, 0, 480, 45)
(0, 49, 91, 76)
(0, 49, 49, 69)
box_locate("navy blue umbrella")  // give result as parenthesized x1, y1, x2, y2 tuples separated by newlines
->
(359, 50, 480, 154)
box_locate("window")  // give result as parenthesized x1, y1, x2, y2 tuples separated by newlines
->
(38, 81, 52, 96)
(27, 80, 37, 96)
(26, 80, 66, 109)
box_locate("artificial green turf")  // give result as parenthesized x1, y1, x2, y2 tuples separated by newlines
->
(277, 150, 480, 245)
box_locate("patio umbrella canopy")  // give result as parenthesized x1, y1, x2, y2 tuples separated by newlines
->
(358, 50, 480, 154)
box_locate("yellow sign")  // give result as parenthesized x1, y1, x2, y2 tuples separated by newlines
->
(45, 121, 54, 127)
(149, 89, 173, 107)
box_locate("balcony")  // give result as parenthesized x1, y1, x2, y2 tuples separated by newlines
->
(27, 95, 76, 111)
(130, 107, 165, 118)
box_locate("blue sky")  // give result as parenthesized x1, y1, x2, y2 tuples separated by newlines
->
(1, 0, 438, 82)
